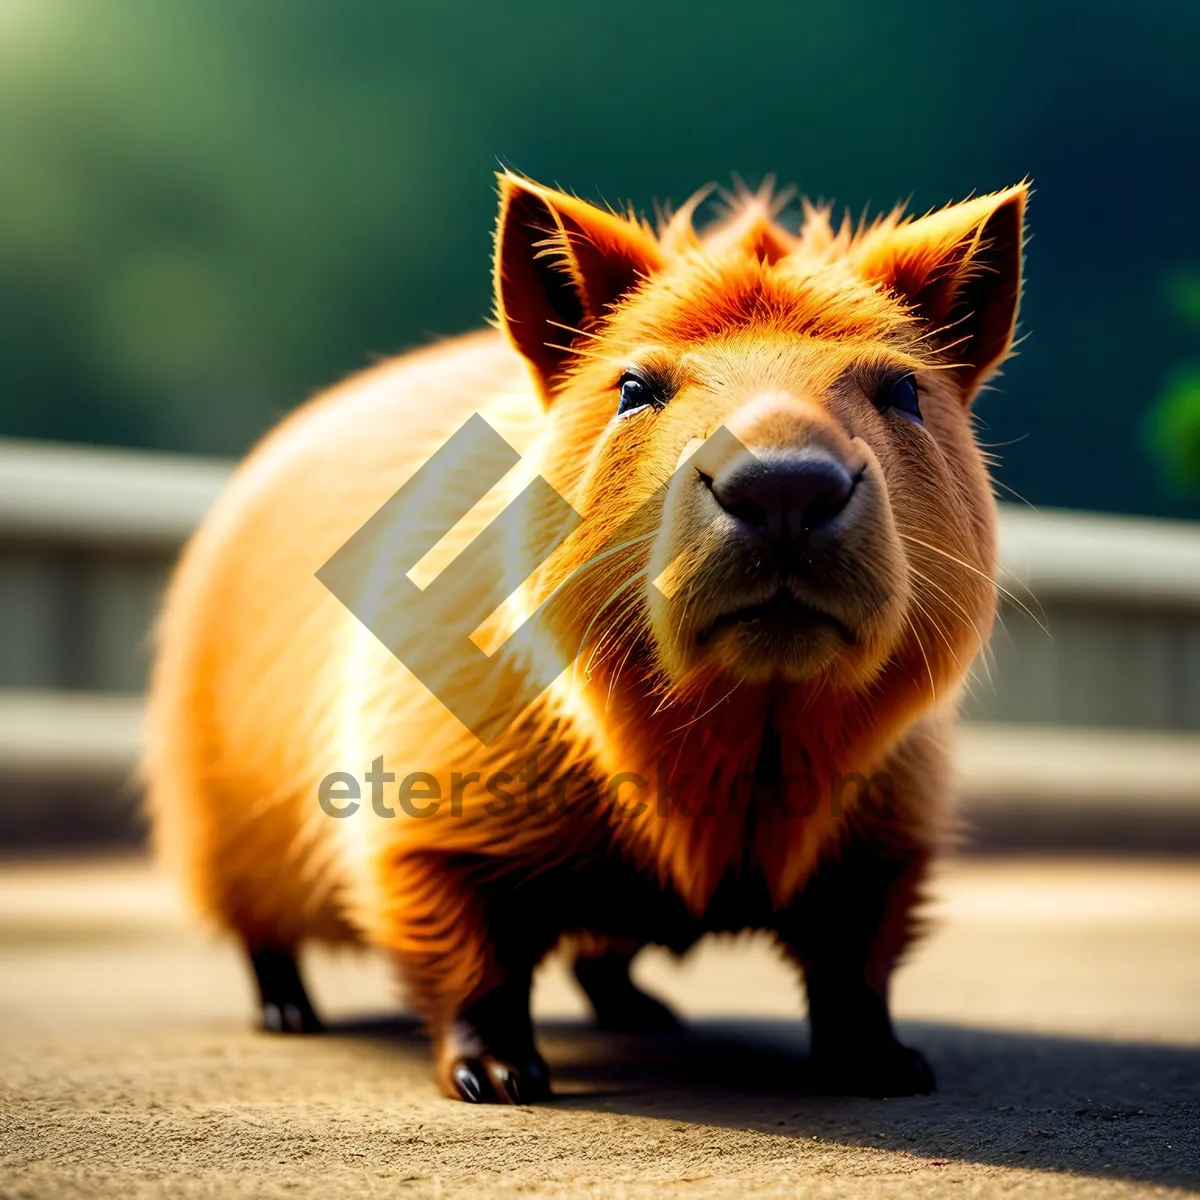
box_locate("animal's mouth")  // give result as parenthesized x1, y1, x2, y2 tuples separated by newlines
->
(697, 588, 857, 647)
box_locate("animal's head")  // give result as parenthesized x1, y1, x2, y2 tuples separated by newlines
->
(495, 172, 1024, 727)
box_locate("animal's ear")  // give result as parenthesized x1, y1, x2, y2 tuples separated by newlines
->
(855, 184, 1028, 397)
(494, 172, 665, 402)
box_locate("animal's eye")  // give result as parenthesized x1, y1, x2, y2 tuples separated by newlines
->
(877, 375, 922, 425)
(616, 371, 659, 417)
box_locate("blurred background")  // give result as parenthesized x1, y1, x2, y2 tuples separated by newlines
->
(3, 13, 1198, 1193)
(1, 0, 1200, 851)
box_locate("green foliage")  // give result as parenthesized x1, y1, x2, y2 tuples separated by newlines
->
(2, 0, 1200, 517)
(0, 0, 462, 452)
(1144, 370, 1200, 494)
(1143, 270, 1200, 493)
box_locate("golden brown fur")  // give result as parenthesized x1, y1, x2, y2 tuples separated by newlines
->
(145, 171, 1026, 1101)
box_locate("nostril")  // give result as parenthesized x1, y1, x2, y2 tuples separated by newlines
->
(708, 471, 761, 527)
(709, 449, 857, 541)
(803, 464, 857, 529)
(718, 492, 770, 529)
(702, 466, 769, 528)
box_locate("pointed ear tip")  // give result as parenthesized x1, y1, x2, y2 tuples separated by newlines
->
(496, 170, 551, 204)
(936, 182, 1028, 238)
(988, 184, 1030, 242)
(995, 180, 1032, 211)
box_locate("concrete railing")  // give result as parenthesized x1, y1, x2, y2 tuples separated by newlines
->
(5, 436, 1200, 594)
(0, 438, 229, 549)
(1, 436, 1199, 850)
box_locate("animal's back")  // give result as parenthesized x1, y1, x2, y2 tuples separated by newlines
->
(145, 329, 534, 944)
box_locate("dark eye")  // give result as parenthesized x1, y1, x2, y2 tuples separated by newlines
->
(617, 371, 659, 417)
(877, 374, 923, 425)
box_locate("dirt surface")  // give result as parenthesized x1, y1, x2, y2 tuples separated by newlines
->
(1, 857, 1198, 1198)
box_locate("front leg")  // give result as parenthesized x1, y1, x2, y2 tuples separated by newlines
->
(438, 964, 551, 1104)
(390, 853, 557, 1104)
(778, 840, 935, 1097)
(779, 719, 954, 1095)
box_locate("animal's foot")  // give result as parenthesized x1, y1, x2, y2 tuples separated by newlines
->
(260, 997, 324, 1034)
(248, 946, 324, 1035)
(573, 952, 683, 1034)
(813, 1038, 935, 1097)
(438, 1015, 551, 1104)
(444, 1050, 552, 1105)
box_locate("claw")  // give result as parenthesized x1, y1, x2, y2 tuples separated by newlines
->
(451, 1061, 487, 1103)
(445, 1052, 552, 1105)
(485, 1062, 523, 1105)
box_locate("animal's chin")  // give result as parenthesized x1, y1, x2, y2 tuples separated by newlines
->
(698, 590, 857, 647)
(693, 589, 860, 682)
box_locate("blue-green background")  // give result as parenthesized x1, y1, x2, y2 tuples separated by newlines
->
(3, 0, 1199, 516)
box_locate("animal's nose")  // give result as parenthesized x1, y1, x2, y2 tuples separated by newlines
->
(708, 447, 857, 541)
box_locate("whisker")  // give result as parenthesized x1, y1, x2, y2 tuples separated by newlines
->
(665, 677, 744, 740)
(605, 638, 641, 712)
(905, 589, 965, 671)
(538, 532, 658, 613)
(905, 562, 995, 688)
(990, 476, 1039, 511)
(898, 532, 1049, 636)
(573, 592, 643, 696)
(902, 611, 937, 704)
(570, 571, 647, 692)
(976, 433, 1031, 450)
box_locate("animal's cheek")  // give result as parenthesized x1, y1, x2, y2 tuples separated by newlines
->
(843, 449, 908, 560)
(642, 475, 731, 654)
(833, 473, 908, 604)
(647, 469, 727, 601)
(846, 437, 907, 530)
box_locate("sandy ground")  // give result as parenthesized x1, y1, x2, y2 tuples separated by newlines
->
(1, 857, 1198, 1199)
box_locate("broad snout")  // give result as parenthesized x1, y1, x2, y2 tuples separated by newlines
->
(652, 394, 905, 683)
(706, 447, 860, 548)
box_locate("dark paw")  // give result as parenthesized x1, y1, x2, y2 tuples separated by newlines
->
(250, 947, 323, 1034)
(446, 1052, 551, 1105)
(813, 1041, 935, 1097)
(593, 986, 683, 1034)
(260, 1000, 324, 1035)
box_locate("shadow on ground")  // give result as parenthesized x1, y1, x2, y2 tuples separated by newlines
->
(333, 1013, 1200, 1191)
